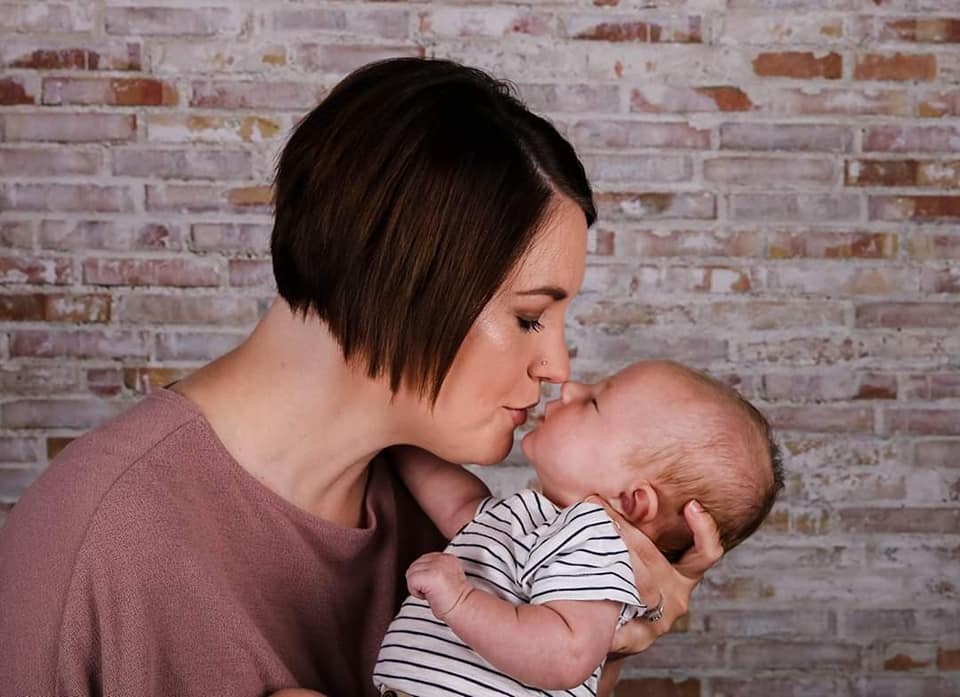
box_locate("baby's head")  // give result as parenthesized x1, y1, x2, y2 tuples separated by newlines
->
(522, 360, 784, 561)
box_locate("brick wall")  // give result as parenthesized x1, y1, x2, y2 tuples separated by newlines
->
(1, 2, 958, 695)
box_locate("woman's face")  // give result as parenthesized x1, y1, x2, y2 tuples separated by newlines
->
(402, 195, 588, 465)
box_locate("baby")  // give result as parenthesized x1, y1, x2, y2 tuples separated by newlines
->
(372, 359, 784, 696)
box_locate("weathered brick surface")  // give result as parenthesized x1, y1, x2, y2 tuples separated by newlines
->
(1, 2, 957, 695)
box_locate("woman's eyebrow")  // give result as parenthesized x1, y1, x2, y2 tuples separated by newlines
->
(515, 286, 567, 301)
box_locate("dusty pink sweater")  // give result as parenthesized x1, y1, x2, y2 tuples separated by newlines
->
(0, 387, 444, 697)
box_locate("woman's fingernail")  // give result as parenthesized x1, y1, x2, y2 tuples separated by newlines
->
(689, 500, 702, 513)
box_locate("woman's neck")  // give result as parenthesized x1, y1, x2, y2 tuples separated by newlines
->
(171, 297, 406, 527)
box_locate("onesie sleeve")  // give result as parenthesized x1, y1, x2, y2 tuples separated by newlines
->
(521, 501, 647, 626)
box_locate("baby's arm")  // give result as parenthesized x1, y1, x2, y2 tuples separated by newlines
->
(387, 445, 491, 539)
(407, 552, 621, 689)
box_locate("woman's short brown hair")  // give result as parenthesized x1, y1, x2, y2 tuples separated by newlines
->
(271, 58, 595, 403)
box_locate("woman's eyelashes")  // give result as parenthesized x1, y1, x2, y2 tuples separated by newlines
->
(517, 316, 544, 333)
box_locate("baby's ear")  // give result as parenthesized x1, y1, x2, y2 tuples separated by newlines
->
(620, 483, 659, 525)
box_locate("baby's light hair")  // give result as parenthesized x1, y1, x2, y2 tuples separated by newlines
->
(628, 362, 785, 561)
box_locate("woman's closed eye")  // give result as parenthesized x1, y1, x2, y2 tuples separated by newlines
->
(517, 316, 544, 333)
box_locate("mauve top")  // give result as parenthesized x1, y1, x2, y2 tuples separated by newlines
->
(0, 387, 445, 697)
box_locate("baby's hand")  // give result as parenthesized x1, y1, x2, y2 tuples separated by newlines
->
(406, 551, 474, 620)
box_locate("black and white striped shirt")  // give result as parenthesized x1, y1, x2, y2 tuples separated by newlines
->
(373, 489, 645, 696)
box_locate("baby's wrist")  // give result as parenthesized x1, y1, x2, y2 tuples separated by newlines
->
(436, 583, 476, 621)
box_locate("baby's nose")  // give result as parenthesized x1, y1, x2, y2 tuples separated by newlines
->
(560, 380, 589, 404)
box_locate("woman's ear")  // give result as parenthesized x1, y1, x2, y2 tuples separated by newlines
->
(619, 482, 659, 526)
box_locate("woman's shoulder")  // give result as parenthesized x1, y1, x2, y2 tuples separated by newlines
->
(0, 390, 207, 568)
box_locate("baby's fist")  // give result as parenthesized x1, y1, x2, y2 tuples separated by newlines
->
(406, 552, 474, 620)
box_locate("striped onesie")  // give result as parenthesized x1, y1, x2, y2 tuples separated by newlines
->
(373, 489, 646, 696)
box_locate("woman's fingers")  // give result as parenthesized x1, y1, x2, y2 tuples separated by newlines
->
(674, 500, 724, 580)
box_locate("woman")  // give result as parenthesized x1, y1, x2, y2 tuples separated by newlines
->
(0, 58, 722, 696)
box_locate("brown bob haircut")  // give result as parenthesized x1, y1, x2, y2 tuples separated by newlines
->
(271, 58, 596, 403)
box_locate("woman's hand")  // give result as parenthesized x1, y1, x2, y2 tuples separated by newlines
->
(587, 497, 723, 656)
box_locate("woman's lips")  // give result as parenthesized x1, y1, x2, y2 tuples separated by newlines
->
(508, 408, 528, 426)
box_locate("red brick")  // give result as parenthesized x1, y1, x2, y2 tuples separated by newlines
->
(519, 84, 620, 113)
(840, 507, 960, 533)
(115, 147, 255, 181)
(886, 409, 960, 436)
(0, 3, 95, 32)
(228, 259, 274, 287)
(702, 608, 835, 637)
(2, 112, 136, 142)
(190, 223, 271, 255)
(105, 6, 246, 36)
(40, 221, 183, 252)
(569, 17, 702, 43)
(46, 437, 74, 460)
(43, 77, 178, 106)
(86, 368, 124, 397)
(0, 256, 73, 285)
(661, 265, 754, 293)
(82, 258, 222, 287)
(0, 365, 78, 395)
(595, 192, 716, 221)
(10, 329, 148, 360)
(765, 406, 875, 433)
(0, 399, 127, 430)
(0, 77, 37, 105)
(914, 440, 960, 468)
(599, 228, 762, 258)
(568, 120, 710, 149)
(583, 154, 691, 184)
(0, 148, 100, 177)
(918, 90, 960, 117)
(712, 678, 853, 697)
(190, 80, 325, 109)
(0, 293, 110, 322)
(753, 51, 842, 78)
(2, 40, 141, 71)
(762, 372, 897, 402)
(271, 7, 409, 39)
(768, 232, 898, 259)
(865, 125, 960, 153)
(847, 160, 960, 187)
(146, 184, 272, 214)
(115, 294, 261, 325)
(155, 331, 246, 361)
(769, 265, 916, 295)
(855, 53, 937, 81)
(418, 8, 553, 38)
(0, 221, 33, 248)
(631, 86, 754, 113)
(625, 638, 725, 669)
(769, 88, 909, 116)
(0, 437, 39, 462)
(857, 17, 960, 44)
(856, 302, 960, 329)
(704, 157, 835, 186)
(719, 123, 853, 152)
(731, 641, 861, 670)
(615, 678, 700, 697)
(870, 195, 960, 221)
(939, 647, 960, 670)
(146, 113, 285, 144)
(295, 44, 423, 73)
(1, 184, 137, 213)
(921, 267, 960, 294)
(730, 194, 860, 222)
